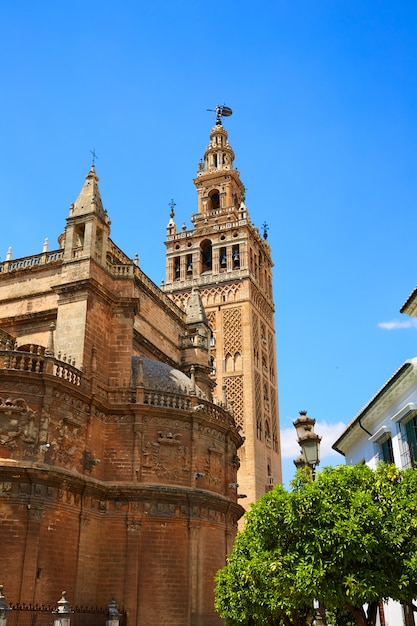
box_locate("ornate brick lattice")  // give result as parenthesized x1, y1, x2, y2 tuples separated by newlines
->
(207, 311, 217, 373)
(207, 311, 217, 333)
(252, 310, 260, 368)
(202, 283, 241, 306)
(270, 384, 277, 421)
(170, 292, 189, 311)
(224, 375, 244, 429)
(254, 370, 262, 437)
(250, 283, 274, 322)
(223, 308, 242, 356)
(268, 330, 275, 382)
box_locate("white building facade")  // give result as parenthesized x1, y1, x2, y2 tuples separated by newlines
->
(333, 357, 417, 626)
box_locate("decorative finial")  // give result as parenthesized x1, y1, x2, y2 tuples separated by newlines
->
(168, 199, 176, 218)
(262, 222, 269, 240)
(206, 104, 233, 125)
(90, 148, 98, 165)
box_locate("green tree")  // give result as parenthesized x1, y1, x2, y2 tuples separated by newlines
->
(215, 464, 417, 626)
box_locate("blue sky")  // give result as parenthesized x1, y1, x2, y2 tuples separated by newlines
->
(1, 1, 417, 486)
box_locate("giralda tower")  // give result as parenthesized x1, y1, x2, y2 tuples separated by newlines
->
(162, 108, 282, 507)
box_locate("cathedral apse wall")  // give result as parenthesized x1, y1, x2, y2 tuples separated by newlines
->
(0, 348, 242, 626)
(0, 163, 243, 626)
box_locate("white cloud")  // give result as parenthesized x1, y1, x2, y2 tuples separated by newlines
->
(280, 420, 346, 460)
(378, 319, 417, 330)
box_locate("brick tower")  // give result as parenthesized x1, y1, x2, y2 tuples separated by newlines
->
(162, 111, 282, 506)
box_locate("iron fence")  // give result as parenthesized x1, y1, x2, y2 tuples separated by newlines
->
(7, 605, 126, 626)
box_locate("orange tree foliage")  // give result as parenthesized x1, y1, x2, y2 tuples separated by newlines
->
(215, 464, 417, 626)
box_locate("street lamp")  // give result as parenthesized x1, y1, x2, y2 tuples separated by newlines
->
(106, 597, 122, 626)
(53, 592, 72, 626)
(0, 586, 11, 626)
(293, 410, 321, 474)
(293, 412, 326, 625)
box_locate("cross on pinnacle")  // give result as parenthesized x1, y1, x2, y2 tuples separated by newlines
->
(169, 198, 176, 218)
(90, 149, 98, 165)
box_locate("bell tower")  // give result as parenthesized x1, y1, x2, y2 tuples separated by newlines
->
(162, 110, 282, 506)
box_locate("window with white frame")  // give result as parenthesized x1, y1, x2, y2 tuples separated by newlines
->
(369, 426, 395, 465)
(379, 436, 394, 464)
(390, 403, 417, 469)
(401, 415, 417, 468)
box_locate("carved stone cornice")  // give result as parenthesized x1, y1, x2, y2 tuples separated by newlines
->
(0, 463, 244, 525)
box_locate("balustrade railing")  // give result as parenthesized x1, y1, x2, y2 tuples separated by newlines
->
(0, 350, 82, 386)
(0, 250, 64, 273)
(143, 389, 193, 411)
(0, 353, 234, 425)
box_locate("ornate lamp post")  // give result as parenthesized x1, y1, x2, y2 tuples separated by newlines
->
(0, 586, 11, 626)
(53, 592, 72, 626)
(293, 410, 321, 476)
(106, 597, 123, 626)
(293, 411, 326, 625)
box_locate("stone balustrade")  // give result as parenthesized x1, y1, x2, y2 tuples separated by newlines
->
(0, 350, 234, 426)
(0, 349, 83, 386)
(0, 250, 64, 273)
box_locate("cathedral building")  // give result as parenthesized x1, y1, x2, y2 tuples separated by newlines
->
(0, 115, 281, 625)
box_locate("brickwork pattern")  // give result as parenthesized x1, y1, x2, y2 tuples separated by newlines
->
(222, 307, 242, 356)
(224, 375, 244, 429)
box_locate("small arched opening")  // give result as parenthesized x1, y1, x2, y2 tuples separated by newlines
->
(200, 239, 212, 273)
(208, 189, 220, 211)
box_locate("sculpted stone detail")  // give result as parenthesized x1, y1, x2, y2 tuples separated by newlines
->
(50, 418, 85, 466)
(0, 397, 38, 454)
(127, 517, 141, 533)
(205, 444, 223, 484)
(142, 416, 191, 432)
(142, 431, 190, 478)
(28, 505, 44, 522)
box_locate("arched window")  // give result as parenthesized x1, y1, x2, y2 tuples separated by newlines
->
(200, 240, 212, 273)
(174, 256, 180, 279)
(257, 418, 263, 440)
(208, 190, 220, 210)
(232, 244, 240, 269)
(219, 246, 227, 269)
(186, 254, 193, 275)
(225, 353, 233, 372)
(263, 382, 269, 410)
(265, 420, 271, 444)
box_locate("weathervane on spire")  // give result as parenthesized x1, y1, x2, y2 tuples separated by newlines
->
(207, 104, 233, 125)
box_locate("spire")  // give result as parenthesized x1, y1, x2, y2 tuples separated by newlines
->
(62, 164, 110, 265)
(70, 164, 108, 223)
(186, 287, 208, 325)
(166, 199, 177, 236)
